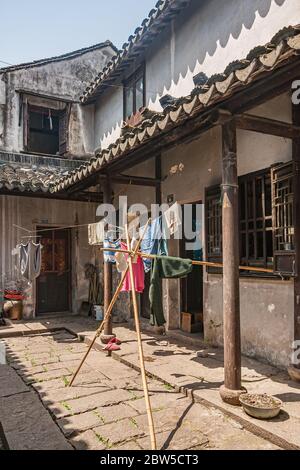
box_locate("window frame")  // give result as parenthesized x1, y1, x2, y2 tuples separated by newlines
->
(123, 64, 146, 121)
(205, 185, 223, 273)
(204, 166, 294, 278)
(239, 167, 273, 271)
(23, 101, 71, 157)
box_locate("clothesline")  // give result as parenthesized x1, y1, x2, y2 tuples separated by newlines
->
(13, 220, 124, 236)
(101, 247, 274, 274)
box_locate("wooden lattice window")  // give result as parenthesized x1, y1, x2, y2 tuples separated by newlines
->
(240, 169, 273, 269)
(272, 162, 296, 276)
(205, 163, 296, 277)
(205, 185, 222, 272)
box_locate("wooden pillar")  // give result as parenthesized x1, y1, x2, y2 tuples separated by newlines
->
(219, 120, 244, 405)
(290, 105, 300, 377)
(103, 176, 113, 339)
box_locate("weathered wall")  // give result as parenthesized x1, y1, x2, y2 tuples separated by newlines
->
(204, 275, 294, 368)
(0, 195, 98, 317)
(159, 92, 293, 368)
(0, 45, 115, 157)
(93, 0, 297, 148)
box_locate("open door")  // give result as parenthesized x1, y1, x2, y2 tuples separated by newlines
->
(180, 202, 204, 333)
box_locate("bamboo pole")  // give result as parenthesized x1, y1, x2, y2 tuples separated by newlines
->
(124, 224, 157, 451)
(101, 248, 274, 275)
(69, 219, 151, 387)
(68, 269, 128, 387)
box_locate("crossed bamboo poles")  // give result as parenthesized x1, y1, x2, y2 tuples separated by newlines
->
(68, 217, 274, 451)
(69, 219, 157, 450)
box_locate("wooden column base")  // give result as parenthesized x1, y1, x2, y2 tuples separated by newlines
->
(100, 334, 116, 345)
(219, 385, 247, 406)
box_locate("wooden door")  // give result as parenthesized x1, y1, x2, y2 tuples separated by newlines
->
(37, 228, 71, 314)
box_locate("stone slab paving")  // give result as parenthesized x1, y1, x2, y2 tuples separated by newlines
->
(0, 390, 72, 450)
(0, 364, 28, 397)
(0, 329, 281, 450)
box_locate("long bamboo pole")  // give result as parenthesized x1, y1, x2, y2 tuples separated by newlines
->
(124, 224, 157, 451)
(69, 219, 151, 387)
(101, 248, 274, 275)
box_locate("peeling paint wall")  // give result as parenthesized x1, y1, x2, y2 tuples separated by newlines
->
(204, 276, 294, 368)
(0, 45, 115, 157)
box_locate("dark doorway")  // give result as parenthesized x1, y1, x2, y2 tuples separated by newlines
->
(37, 227, 71, 314)
(181, 202, 203, 332)
(28, 106, 60, 155)
(141, 272, 151, 320)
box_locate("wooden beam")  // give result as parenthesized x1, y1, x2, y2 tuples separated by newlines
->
(0, 189, 102, 203)
(236, 114, 300, 139)
(111, 174, 161, 187)
(220, 119, 243, 405)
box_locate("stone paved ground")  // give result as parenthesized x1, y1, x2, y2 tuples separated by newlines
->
(1, 330, 280, 450)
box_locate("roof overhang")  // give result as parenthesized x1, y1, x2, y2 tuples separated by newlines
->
(81, 0, 192, 104)
(52, 26, 300, 195)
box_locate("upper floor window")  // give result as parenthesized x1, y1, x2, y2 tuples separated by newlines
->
(23, 102, 71, 156)
(123, 66, 145, 121)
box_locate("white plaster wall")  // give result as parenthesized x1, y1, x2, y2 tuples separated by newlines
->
(0, 195, 98, 316)
(93, 0, 298, 148)
(146, 0, 299, 109)
(94, 86, 124, 151)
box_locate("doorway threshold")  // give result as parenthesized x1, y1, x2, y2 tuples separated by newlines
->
(167, 329, 206, 348)
(36, 311, 75, 319)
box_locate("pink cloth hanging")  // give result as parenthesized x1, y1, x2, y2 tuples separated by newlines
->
(120, 242, 145, 293)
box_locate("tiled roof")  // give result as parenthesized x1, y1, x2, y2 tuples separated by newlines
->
(0, 152, 85, 193)
(81, 0, 192, 103)
(52, 25, 300, 194)
(0, 41, 117, 73)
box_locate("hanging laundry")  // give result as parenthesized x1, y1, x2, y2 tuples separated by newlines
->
(103, 239, 120, 264)
(48, 109, 53, 131)
(130, 236, 139, 264)
(115, 251, 127, 273)
(20, 243, 30, 280)
(164, 202, 182, 236)
(19, 242, 42, 281)
(149, 256, 193, 327)
(139, 217, 168, 273)
(31, 242, 42, 279)
(88, 220, 105, 245)
(120, 243, 145, 293)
